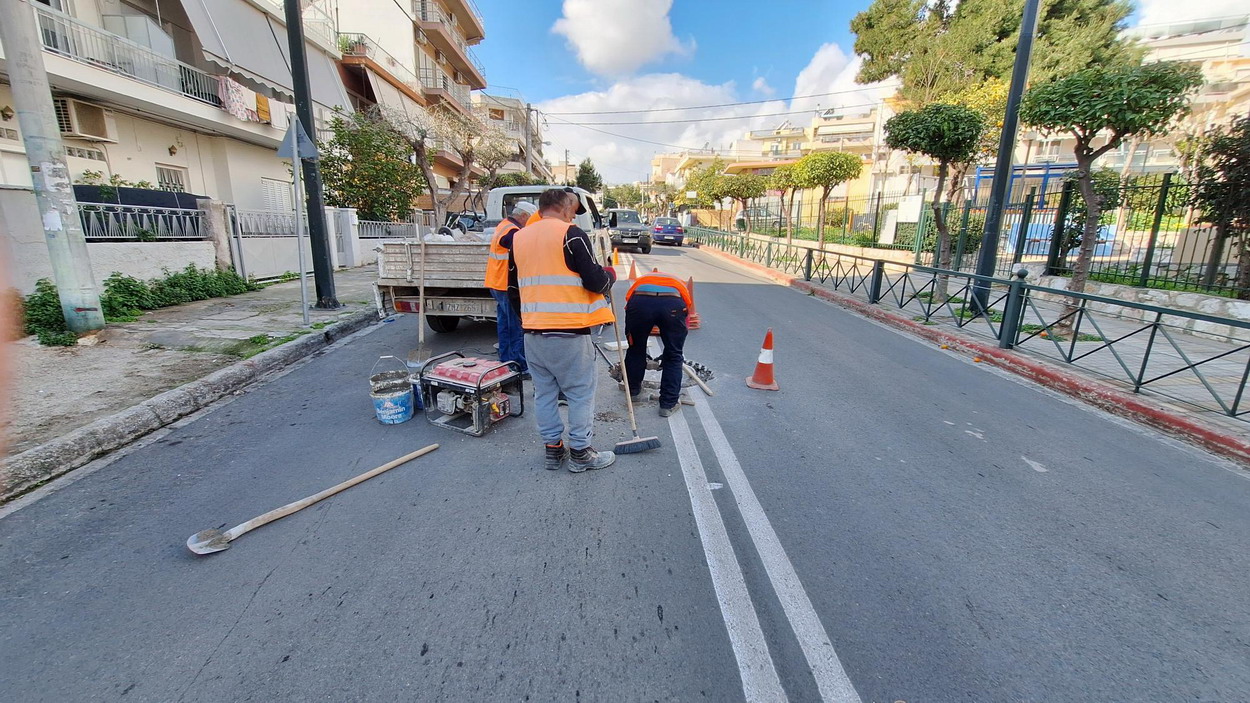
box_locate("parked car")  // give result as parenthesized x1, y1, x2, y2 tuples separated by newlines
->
(651, 217, 685, 246)
(607, 208, 653, 253)
(734, 207, 782, 233)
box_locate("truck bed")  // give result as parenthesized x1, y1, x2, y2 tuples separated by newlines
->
(376, 241, 489, 289)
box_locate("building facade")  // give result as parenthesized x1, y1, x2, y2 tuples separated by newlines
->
(472, 92, 551, 182)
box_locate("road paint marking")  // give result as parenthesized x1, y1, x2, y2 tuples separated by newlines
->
(692, 396, 863, 703)
(943, 421, 956, 426)
(668, 410, 788, 702)
(709, 482, 725, 490)
(965, 430, 985, 441)
(1022, 457, 1048, 473)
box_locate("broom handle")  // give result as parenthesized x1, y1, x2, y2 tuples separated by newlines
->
(607, 293, 642, 436)
(222, 444, 439, 541)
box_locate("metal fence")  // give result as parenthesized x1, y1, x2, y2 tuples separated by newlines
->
(358, 220, 418, 239)
(233, 209, 297, 237)
(728, 174, 1243, 299)
(79, 203, 205, 241)
(691, 226, 1250, 421)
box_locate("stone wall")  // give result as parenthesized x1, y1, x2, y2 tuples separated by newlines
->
(1034, 275, 1250, 341)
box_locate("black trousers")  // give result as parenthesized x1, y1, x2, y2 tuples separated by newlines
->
(624, 295, 689, 408)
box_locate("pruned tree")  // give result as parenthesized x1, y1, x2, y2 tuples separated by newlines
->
(719, 174, 768, 234)
(767, 164, 798, 242)
(1019, 62, 1203, 301)
(474, 122, 517, 193)
(793, 152, 863, 244)
(319, 109, 426, 222)
(576, 158, 604, 193)
(377, 104, 486, 226)
(607, 183, 645, 210)
(1190, 115, 1250, 298)
(651, 183, 676, 216)
(885, 103, 985, 299)
(949, 78, 1008, 203)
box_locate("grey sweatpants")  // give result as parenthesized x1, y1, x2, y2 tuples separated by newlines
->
(523, 332, 598, 449)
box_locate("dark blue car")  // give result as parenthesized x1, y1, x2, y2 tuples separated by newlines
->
(651, 217, 685, 246)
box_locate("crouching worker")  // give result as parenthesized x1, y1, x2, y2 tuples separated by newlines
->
(510, 188, 618, 473)
(624, 272, 691, 417)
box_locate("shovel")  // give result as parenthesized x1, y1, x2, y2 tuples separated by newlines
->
(186, 444, 439, 555)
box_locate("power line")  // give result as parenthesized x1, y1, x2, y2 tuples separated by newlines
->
(551, 100, 887, 126)
(542, 86, 892, 116)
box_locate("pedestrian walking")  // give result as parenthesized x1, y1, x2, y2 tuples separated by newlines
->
(623, 271, 691, 417)
(510, 188, 618, 472)
(486, 201, 537, 376)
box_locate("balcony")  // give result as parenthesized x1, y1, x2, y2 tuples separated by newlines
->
(338, 33, 427, 105)
(251, 0, 338, 52)
(442, 0, 485, 41)
(413, 0, 487, 88)
(749, 127, 804, 139)
(419, 67, 472, 114)
(34, 5, 221, 107)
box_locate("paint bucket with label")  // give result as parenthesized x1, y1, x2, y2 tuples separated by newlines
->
(370, 356, 414, 424)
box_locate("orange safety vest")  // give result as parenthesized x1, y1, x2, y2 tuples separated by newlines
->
(525, 210, 542, 227)
(512, 218, 616, 330)
(626, 273, 693, 308)
(485, 219, 520, 291)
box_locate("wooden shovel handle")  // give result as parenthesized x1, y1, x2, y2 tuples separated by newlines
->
(222, 444, 439, 541)
(683, 364, 715, 397)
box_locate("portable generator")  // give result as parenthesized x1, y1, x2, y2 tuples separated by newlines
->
(417, 352, 523, 436)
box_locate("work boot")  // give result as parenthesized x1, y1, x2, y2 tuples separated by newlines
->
(659, 405, 678, 417)
(544, 442, 568, 471)
(569, 446, 615, 472)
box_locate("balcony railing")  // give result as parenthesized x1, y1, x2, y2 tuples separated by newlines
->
(420, 66, 471, 111)
(79, 203, 206, 240)
(34, 5, 221, 107)
(338, 33, 424, 99)
(413, 0, 484, 79)
(252, 0, 338, 50)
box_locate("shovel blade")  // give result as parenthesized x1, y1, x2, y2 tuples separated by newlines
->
(186, 529, 232, 555)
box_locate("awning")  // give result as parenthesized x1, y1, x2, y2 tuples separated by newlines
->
(179, 0, 349, 111)
(365, 70, 423, 118)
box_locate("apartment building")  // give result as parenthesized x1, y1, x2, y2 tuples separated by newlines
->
(336, 0, 486, 194)
(472, 92, 552, 182)
(0, 0, 349, 206)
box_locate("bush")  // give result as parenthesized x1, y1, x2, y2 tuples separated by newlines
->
(851, 230, 877, 247)
(101, 273, 154, 321)
(22, 279, 77, 346)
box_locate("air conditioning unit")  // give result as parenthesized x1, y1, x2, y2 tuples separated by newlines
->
(435, 50, 445, 64)
(453, 71, 464, 83)
(53, 98, 117, 142)
(416, 30, 427, 45)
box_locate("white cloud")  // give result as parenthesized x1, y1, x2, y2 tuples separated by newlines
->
(752, 76, 775, 96)
(552, 0, 693, 77)
(789, 43, 896, 115)
(1136, 0, 1247, 27)
(538, 73, 787, 183)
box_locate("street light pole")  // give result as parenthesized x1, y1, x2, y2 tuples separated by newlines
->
(0, 0, 103, 332)
(282, 0, 339, 309)
(972, 0, 1041, 312)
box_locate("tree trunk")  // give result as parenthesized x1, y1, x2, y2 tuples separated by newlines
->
(1112, 135, 1141, 244)
(1064, 158, 1103, 325)
(741, 198, 753, 234)
(816, 186, 830, 247)
(437, 156, 474, 227)
(932, 162, 951, 303)
(785, 190, 795, 244)
(1236, 230, 1250, 301)
(414, 142, 442, 232)
(1203, 223, 1228, 288)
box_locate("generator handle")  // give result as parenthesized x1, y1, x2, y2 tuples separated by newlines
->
(472, 360, 522, 395)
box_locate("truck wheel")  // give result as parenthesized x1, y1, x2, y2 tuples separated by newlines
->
(426, 315, 461, 333)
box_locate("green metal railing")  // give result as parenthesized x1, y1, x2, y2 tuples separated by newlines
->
(691, 226, 1250, 420)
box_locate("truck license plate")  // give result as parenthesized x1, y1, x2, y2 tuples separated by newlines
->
(429, 300, 486, 314)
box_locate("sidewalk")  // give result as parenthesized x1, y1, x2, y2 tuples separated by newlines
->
(4, 268, 378, 458)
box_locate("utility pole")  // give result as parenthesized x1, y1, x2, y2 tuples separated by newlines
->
(524, 103, 533, 179)
(972, 0, 1041, 312)
(282, 0, 339, 308)
(564, 149, 570, 185)
(0, 0, 103, 332)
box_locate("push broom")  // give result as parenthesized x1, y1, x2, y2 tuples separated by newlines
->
(606, 293, 661, 454)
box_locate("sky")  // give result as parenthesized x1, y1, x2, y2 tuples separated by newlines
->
(471, 0, 1246, 184)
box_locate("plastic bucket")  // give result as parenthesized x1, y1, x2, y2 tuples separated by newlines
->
(372, 387, 414, 424)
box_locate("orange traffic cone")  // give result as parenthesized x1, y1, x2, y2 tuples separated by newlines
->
(686, 277, 701, 330)
(612, 248, 620, 266)
(653, 267, 659, 272)
(746, 329, 779, 391)
(628, 260, 638, 281)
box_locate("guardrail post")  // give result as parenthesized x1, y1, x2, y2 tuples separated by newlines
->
(868, 259, 885, 304)
(1012, 187, 1037, 266)
(1045, 181, 1074, 275)
(803, 248, 813, 281)
(998, 268, 1029, 349)
(766, 240, 773, 268)
(1139, 172, 1172, 288)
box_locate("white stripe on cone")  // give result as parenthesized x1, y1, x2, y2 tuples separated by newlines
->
(758, 349, 774, 364)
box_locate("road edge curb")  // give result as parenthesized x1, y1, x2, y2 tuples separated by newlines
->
(699, 245, 1250, 468)
(1, 308, 379, 502)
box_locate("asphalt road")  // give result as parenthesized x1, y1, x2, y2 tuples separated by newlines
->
(2, 245, 1249, 702)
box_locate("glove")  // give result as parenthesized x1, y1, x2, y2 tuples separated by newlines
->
(603, 266, 617, 284)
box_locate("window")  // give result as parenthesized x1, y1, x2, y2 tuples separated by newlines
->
(66, 146, 105, 160)
(156, 165, 187, 192)
(0, 127, 19, 141)
(262, 177, 294, 211)
(488, 108, 504, 121)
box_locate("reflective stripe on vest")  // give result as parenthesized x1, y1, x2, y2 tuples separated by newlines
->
(626, 273, 693, 308)
(485, 220, 520, 290)
(512, 218, 616, 330)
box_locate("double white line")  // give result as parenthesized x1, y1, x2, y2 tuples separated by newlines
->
(669, 396, 861, 703)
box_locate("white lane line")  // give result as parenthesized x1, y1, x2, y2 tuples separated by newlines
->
(668, 409, 789, 703)
(693, 396, 863, 703)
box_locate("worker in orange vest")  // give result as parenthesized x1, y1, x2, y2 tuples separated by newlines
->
(624, 272, 692, 416)
(485, 201, 537, 376)
(509, 188, 618, 472)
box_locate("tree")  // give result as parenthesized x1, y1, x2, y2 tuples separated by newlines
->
(719, 174, 768, 234)
(319, 110, 426, 222)
(576, 158, 603, 193)
(607, 183, 644, 209)
(679, 159, 728, 225)
(768, 165, 798, 242)
(1019, 62, 1203, 301)
(793, 152, 863, 244)
(651, 183, 677, 216)
(474, 122, 517, 193)
(885, 103, 985, 298)
(949, 78, 1008, 202)
(1190, 115, 1250, 298)
(851, 0, 1138, 105)
(377, 104, 486, 227)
